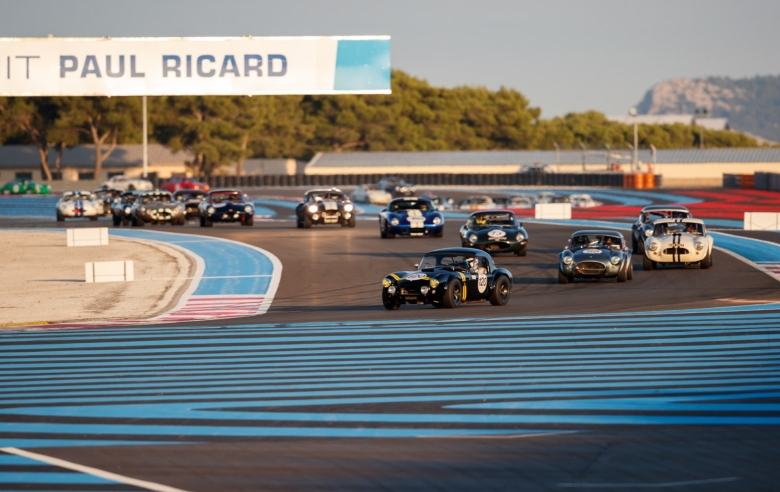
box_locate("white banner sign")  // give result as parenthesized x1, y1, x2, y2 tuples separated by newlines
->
(0, 36, 391, 96)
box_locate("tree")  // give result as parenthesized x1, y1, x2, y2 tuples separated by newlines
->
(56, 97, 141, 178)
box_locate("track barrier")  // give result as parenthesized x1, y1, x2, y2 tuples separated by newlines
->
(66, 228, 108, 247)
(744, 212, 780, 231)
(535, 203, 572, 220)
(85, 261, 134, 283)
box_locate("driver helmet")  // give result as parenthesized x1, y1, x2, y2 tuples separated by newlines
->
(466, 257, 478, 272)
(475, 215, 487, 225)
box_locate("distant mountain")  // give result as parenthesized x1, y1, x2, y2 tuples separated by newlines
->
(636, 75, 780, 143)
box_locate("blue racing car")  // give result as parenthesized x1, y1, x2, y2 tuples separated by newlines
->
(379, 197, 444, 238)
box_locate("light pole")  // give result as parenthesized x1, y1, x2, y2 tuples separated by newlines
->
(629, 107, 638, 171)
(142, 95, 148, 179)
(694, 108, 708, 149)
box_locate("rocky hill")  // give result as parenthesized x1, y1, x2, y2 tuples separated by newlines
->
(636, 75, 780, 143)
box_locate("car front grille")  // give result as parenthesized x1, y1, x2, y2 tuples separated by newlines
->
(664, 247, 689, 255)
(576, 261, 606, 275)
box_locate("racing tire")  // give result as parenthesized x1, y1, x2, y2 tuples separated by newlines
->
(243, 216, 254, 227)
(643, 255, 654, 271)
(617, 264, 627, 283)
(382, 288, 399, 310)
(348, 216, 356, 227)
(89, 216, 98, 221)
(434, 229, 443, 238)
(442, 279, 463, 308)
(631, 236, 638, 253)
(558, 270, 570, 284)
(2, 190, 9, 195)
(489, 276, 511, 306)
(204, 216, 213, 227)
(380, 222, 387, 238)
(26, 189, 32, 195)
(132, 216, 144, 227)
(56, 212, 64, 222)
(627, 262, 634, 281)
(303, 215, 312, 229)
(200, 216, 206, 227)
(297, 220, 304, 229)
(700, 249, 712, 269)
(516, 248, 527, 257)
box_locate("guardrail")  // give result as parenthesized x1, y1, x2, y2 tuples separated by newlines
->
(186, 172, 661, 189)
(723, 174, 756, 189)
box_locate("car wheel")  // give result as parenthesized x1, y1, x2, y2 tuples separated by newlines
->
(348, 216, 356, 228)
(122, 219, 129, 226)
(637, 239, 645, 254)
(297, 220, 304, 229)
(489, 276, 511, 306)
(303, 215, 312, 229)
(205, 216, 213, 227)
(380, 221, 387, 238)
(442, 279, 462, 308)
(2, 189, 9, 195)
(382, 288, 399, 310)
(627, 262, 634, 280)
(617, 264, 627, 282)
(200, 216, 206, 227)
(244, 215, 254, 226)
(558, 270, 570, 284)
(643, 255, 654, 271)
(56, 212, 64, 222)
(700, 249, 711, 269)
(89, 215, 98, 221)
(132, 216, 143, 227)
(434, 229, 443, 238)
(631, 236, 638, 252)
(516, 248, 527, 257)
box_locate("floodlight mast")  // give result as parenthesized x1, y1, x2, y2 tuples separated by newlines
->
(142, 95, 148, 179)
(629, 107, 638, 170)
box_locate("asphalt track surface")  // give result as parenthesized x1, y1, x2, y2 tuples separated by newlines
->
(2, 192, 780, 491)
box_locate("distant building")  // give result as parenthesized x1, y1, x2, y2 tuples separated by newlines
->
(606, 114, 730, 131)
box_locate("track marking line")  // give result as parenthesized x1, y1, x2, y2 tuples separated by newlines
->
(557, 476, 740, 488)
(419, 430, 577, 439)
(0, 447, 191, 492)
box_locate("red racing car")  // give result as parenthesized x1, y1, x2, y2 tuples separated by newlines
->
(160, 177, 210, 193)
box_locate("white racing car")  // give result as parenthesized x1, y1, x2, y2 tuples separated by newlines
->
(101, 175, 154, 191)
(351, 185, 392, 205)
(56, 191, 102, 221)
(643, 218, 714, 270)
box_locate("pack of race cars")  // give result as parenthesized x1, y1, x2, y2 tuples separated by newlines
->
(53, 186, 712, 311)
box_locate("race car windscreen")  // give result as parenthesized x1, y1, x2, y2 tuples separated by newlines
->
(63, 193, 92, 201)
(654, 222, 704, 236)
(390, 200, 430, 212)
(311, 192, 347, 201)
(142, 194, 171, 204)
(210, 192, 245, 203)
(570, 235, 623, 249)
(469, 212, 516, 229)
(419, 253, 474, 271)
(645, 210, 690, 221)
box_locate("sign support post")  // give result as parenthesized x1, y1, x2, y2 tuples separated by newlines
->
(142, 95, 148, 179)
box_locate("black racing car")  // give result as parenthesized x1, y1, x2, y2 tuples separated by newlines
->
(92, 188, 123, 216)
(173, 189, 207, 220)
(460, 210, 528, 256)
(377, 177, 415, 197)
(558, 230, 633, 284)
(199, 189, 255, 227)
(110, 191, 140, 226)
(631, 205, 692, 253)
(296, 188, 356, 228)
(381, 248, 513, 309)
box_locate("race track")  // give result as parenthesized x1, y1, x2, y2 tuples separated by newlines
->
(2, 188, 780, 491)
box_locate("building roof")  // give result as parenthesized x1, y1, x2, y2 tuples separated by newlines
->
(307, 148, 780, 169)
(0, 144, 193, 169)
(606, 115, 729, 130)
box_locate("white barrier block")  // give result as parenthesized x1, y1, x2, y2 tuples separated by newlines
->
(67, 228, 109, 247)
(744, 212, 780, 231)
(85, 261, 134, 283)
(535, 203, 572, 220)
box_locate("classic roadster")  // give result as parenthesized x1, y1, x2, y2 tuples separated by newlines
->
(130, 190, 186, 226)
(56, 191, 101, 221)
(111, 191, 141, 226)
(643, 218, 713, 270)
(296, 188, 355, 228)
(379, 197, 444, 238)
(92, 188, 123, 215)
(2, 178, 50, 195)
(381, 248, 513, 309)
(199, 189, 255, 227)
(460, 210, 528, 256)
(173, 189, 207, 220)
(631, 205, 691, 253)
(558, 230, 633, 284)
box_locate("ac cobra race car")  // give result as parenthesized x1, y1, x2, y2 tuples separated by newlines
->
(199, 189, 255, 227)
(379, 197, 444, 238)
(296, 188, 355, 228)
(460, 210, 528, 256)
(382, 248, 513, 309)
(56, 191, 101, 221)
(111, 191, 140, 226)
(558, 230, 633, 284)
(643, 218, 714, 270)
(632, 205, 691, 253)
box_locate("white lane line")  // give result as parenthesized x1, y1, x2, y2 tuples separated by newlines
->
(0, 447, 191, 492)
(557, 476, 740, 488)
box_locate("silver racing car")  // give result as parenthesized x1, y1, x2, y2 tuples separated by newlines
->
(559, 230, 633, 284)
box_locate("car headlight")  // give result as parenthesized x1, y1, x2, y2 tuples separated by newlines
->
(391, 218, 399, 226)
(610, 256, 621, 265)
(344, 203, 354, 212)
(694, 242, 705, 250)
(429, 279, 439, 288)
(382, 278, 391, 288)
(140, 206, 146, 212)
(308, 205, 318, 213)
(516, 233, 525, 241)
(244, 205, 253, 213)
(432, 217, 442, 225)
(645, 229, 653, 237)
(59, 204, 67, 210)
(420, 286, 430, 295)
(174, 205, 183, 213)
(469, 234, 477, 243)
(124, 207, 131, 213)
(387, 285, 396, 294)
(207, 206, 215, 214)
(563, 256, 573, 265)
(648, 242, 659, 251)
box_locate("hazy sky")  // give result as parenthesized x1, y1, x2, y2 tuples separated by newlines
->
(1, 0, 777, 117)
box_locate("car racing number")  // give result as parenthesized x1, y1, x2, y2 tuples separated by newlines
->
(477, 274, 487, 293)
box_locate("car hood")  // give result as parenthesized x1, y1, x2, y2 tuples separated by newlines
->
(208, 202, 249, 211)
(466, 226, 521, 240)
(568, 248, 619, 262)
